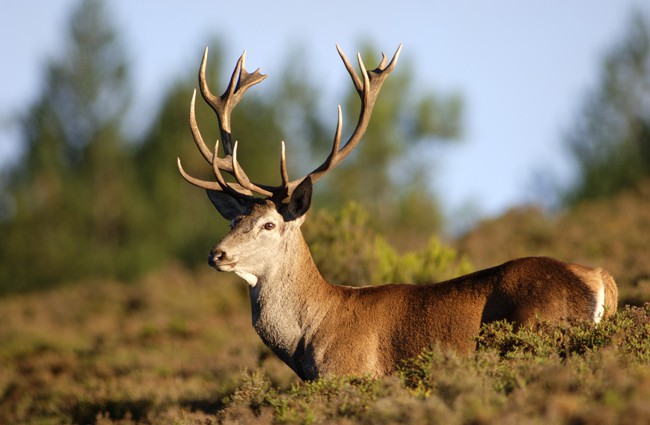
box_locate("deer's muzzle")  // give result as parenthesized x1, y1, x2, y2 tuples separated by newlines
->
(208, 247, 237, 271)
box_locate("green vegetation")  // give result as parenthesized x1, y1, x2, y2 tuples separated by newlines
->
(304, 203, 472, 286)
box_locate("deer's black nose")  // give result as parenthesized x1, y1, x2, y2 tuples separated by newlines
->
(208, 248, 225, 267)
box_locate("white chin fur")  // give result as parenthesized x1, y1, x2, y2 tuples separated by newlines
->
(235, 271, 258, 287)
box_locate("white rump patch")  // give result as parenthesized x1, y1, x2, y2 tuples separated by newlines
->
(594, 284, 605, 323)
(236, 271, 259, 287)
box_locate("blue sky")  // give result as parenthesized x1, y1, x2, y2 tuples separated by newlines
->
(1, 1, 648, 225)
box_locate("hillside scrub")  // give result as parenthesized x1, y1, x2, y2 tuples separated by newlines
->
(2, 268, 649, 424)
(458, 179, 650, 306)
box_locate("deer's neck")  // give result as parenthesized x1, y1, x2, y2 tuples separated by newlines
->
(248, 230, 333, 372)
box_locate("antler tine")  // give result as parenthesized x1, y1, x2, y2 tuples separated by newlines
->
(316, 105, 343, 174)
(280, 141, 290, 188)
(210, 140, 229, 188)
(336, 44, 363, 94)
(226, 52, 246, 101)
(382, 44, 402, 75)
(198, 48, 220, 112)
(177, 158, 221, 191)
(328, 106, 344, 166)
(212, 140, 254, 197)
(189, 90, 214, 164)
(215, 51, 244, 155)
(177, 140, 254, 197)
(198, 47, 233, 153)
(378, 52, 388, 69)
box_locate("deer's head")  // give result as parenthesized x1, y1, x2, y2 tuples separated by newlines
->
(203, 179, 312, 286)
(177, 46, 400, 285)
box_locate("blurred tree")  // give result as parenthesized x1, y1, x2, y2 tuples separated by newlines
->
(315, 42, 464, 247)
(157, 42, 464, 252)
(563, 12, 650, 205)
(0, 0, 142, 292)
(0, 3, 465, 294)
(134, 45, 230, 264)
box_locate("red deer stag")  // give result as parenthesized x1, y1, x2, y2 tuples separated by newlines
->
(177, 45, 618, 380)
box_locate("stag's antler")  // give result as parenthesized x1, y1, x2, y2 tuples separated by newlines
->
(177, 45, 401, 200)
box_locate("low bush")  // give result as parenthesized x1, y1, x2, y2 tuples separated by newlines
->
(304, 202, 472, 286)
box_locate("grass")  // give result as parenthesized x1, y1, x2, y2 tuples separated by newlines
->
(0, 265, 296, 424)
(1, 262, 650, 424)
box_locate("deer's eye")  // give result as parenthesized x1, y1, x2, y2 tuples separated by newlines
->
(263, 222, 276, 231)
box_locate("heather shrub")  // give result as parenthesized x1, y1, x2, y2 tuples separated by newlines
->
(3, 266, 650, 424)
(220, 371, 383, 424)
(476, 304, 650, 362)
(217, 305, 650, 424)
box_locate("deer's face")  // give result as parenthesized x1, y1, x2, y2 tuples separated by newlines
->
(209, 201, 291, 275)
(204, 178, 312, 286)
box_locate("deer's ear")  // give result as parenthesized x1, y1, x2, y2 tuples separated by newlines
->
(285, 177, 312, 221)
(206, 190, 250, 221)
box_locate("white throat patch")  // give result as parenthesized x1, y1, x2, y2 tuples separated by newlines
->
(235, 270, 259, 287)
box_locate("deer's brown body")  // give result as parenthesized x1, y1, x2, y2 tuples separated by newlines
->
(177, 46, 618, 381)
(214, 200, 617, 380)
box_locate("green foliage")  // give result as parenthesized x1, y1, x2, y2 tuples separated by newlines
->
(222, 371, 381, 424)
(0, 266, 257, 425)
(474, 304, 650, 364)
(304, 202, 472, 286)
(563, 11, 650, 205)
(477, 318, 618, 360)
(0, 0, 147, 292)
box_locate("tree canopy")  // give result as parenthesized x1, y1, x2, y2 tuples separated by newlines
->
(0, 0, 142, 291)
(0, 0, 464, 294)
(563, 11, 650, 205)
